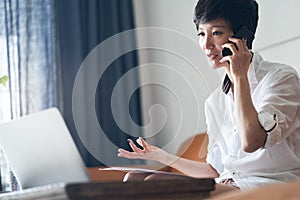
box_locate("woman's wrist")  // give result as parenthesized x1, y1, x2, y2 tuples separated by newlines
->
(158, 150, 180, 166)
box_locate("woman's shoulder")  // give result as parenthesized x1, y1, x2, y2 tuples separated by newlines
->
(254, 52, 299, 82)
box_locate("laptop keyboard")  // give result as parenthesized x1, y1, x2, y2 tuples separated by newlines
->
(0, 182, 67, 200)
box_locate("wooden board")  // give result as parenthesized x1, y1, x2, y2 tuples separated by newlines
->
(66, 178, 215, 200)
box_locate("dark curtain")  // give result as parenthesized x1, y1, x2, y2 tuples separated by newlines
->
(55, 0, 143, 166)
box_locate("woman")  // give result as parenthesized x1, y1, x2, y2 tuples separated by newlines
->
(118, 0, 300, 194)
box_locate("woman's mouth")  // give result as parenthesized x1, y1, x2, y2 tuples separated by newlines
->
(207, 54, 218, 61)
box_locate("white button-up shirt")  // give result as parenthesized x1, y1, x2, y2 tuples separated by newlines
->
(205, 52, 300, 190)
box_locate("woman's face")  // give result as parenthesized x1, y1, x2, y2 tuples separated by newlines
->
(198, 19, 233, 69)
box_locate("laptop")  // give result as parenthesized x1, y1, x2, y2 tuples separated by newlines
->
(0, 107, 90, 191)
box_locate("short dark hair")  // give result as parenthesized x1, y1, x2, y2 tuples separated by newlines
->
(193, 0, 259, 36)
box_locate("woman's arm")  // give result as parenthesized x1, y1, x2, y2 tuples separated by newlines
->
(118, 137, 219, 178)
(221, 37, 266, 152)
(234, 76, 267, 152)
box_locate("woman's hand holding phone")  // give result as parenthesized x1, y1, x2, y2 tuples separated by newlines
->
(220, 26, 254, 81)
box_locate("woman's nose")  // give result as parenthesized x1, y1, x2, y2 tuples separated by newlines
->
(203, 36, 214, 50)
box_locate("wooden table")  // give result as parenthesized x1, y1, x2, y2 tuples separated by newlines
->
(0, 178, 215, 200)
(66, 178, 215, 200)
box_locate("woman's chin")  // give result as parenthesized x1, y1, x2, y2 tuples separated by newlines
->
(207, 58, 227, 69)
(210, 62, 224, 70)
(215, 65, 226, 70)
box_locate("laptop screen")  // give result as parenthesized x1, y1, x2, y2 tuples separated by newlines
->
(0, 108, 90, 189)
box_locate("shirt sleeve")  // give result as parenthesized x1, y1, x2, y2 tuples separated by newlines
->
(256, 67, 300, 149)
(258, 111, 281, 148)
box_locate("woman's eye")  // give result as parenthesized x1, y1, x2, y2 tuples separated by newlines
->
(197, 32, 205, 37)
(213, 31, 222, 36)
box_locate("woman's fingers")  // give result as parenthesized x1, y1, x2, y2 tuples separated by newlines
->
(127, 139, 143, 153)
(118, 138, 162, 161)
(117, 148, 140, 159)
(140, 137, 151, 151)
(135, 137, 151, 152)
(136, 137, 143, 147)
(222, 42, 238, 55)
(227, 37, 248, 53)
(242, 38, 248, 51)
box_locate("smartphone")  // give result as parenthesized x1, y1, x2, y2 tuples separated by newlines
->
(222, 26, 255, 57)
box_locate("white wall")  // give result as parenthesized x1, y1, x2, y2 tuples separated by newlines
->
(133, 0, 300, 155)
(254, 0, 300, 75)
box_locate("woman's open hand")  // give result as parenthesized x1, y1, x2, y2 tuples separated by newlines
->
(118, 137, 166, 162)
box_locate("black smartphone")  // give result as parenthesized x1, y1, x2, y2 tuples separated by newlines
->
(222, 26, 255, 57)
